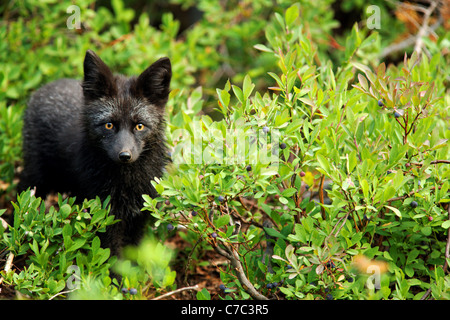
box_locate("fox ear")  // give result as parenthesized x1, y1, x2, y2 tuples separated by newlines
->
(135, 57, 172, 106)
(82, 50, 116, 101)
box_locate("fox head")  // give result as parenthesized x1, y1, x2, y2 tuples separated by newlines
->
(81, 50, 171, 164)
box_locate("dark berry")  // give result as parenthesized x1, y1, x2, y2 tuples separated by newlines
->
(191, 210, 197, 216)
(300, 171, 306, 177)
(410, 201, 418, 208)
(167, 223, 174, 231)
(165, 199, 170, 205)
(394, 111, 401, 118)
(217, 195, 225, 202)
(377, 99, 384, 107)
(219, 284, 226, 291)
(121, 288, 129, 294)
(262, 126, 269, 133)
(280, 142, 287, 149)
(326, 293, 333, 300)
(246, 165, 252, 172)
(211, 232, 218, 238)
(266, 283, 273, 289)
(272, 282, 279, 287)
(428, 216, 433, 221)
(348, 277, 354, 283)
(250, 109, 256, 115)
(129, 288, 138, 295)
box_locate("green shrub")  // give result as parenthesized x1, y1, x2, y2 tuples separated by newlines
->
(0, 190, 116, 299)
(1, 0, 449, 300)
(146, 4, 449, 300)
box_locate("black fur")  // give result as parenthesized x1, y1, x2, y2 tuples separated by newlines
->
(18, 50, 171, 256)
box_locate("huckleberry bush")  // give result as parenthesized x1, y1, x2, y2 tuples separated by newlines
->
(1, 1, 449, 300)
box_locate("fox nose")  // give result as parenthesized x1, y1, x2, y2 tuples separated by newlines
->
(118, 151, 132, 163)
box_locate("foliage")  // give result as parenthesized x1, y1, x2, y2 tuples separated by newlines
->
(1, 0, 449, 300)
(0, 190, 116, 299)
(146, 4, 450, 300)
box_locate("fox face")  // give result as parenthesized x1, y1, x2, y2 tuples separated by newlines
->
(81, 50, 171, 164)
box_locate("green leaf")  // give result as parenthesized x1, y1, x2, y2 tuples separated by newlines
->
(242, 75, 255, 100)
(357, 73, 368, 91)
(196, 288, 211, 300)
(285, 4, 299, 26)
(253, 44, 273, 53)
(215, 214, 230, 228)
(421, 226, 432, 236)
(316, 154, 330, 173)
(442, 220, 450, 229)
(361, 179, 369, 199)
(216, 87, 230, 110)
(383, 186, 396, 202)
(385, 205, 401, 218)
(232, 85, 244, 104)
(279, 196, 288, 204)
(282, 188, 297, 197)
(60, 204, 72, 219)
(264, 227, 287, 240)
(67, 238, 86, 252)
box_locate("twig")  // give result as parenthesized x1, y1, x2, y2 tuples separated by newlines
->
(214, 243, 268, 300)
(48, 288, 77, 300)
(381, 1, 442, 58)
(152, 285, 199, 300)
(0, 251, 15, 291)
(0, 215, 13, 292)
(183, 236, 203, 286)
(413, 0, 439, 56)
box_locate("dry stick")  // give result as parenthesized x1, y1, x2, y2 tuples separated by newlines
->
(152, 285, 200, 300)
(413, 0, 439, 56)
(0, 251, 14, 290)
(48, 288, 77, 300)
(0, 216, 13, 292)
(380, 2, 442, 58)
(214, 243, 268, 300)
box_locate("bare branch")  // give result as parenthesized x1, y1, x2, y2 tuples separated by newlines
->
(381, 0, 443, 59)
(413, 0, 439, 56)
(214, 243, 269, 300)
(152, 285, 199, 300)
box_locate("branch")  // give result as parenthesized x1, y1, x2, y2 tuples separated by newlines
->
(214, 243, 268, 300)
(0, 251, 14, 292)
(413, 0, 439, 56)
(152, 285, 199, 300)
(381, 1, 443, 59)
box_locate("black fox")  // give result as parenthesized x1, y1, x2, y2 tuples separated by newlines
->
(18, 50, 171, 256)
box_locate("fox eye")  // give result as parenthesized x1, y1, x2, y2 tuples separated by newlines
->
(135, 123, 145, 131)
(105, 122, 114, 130)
